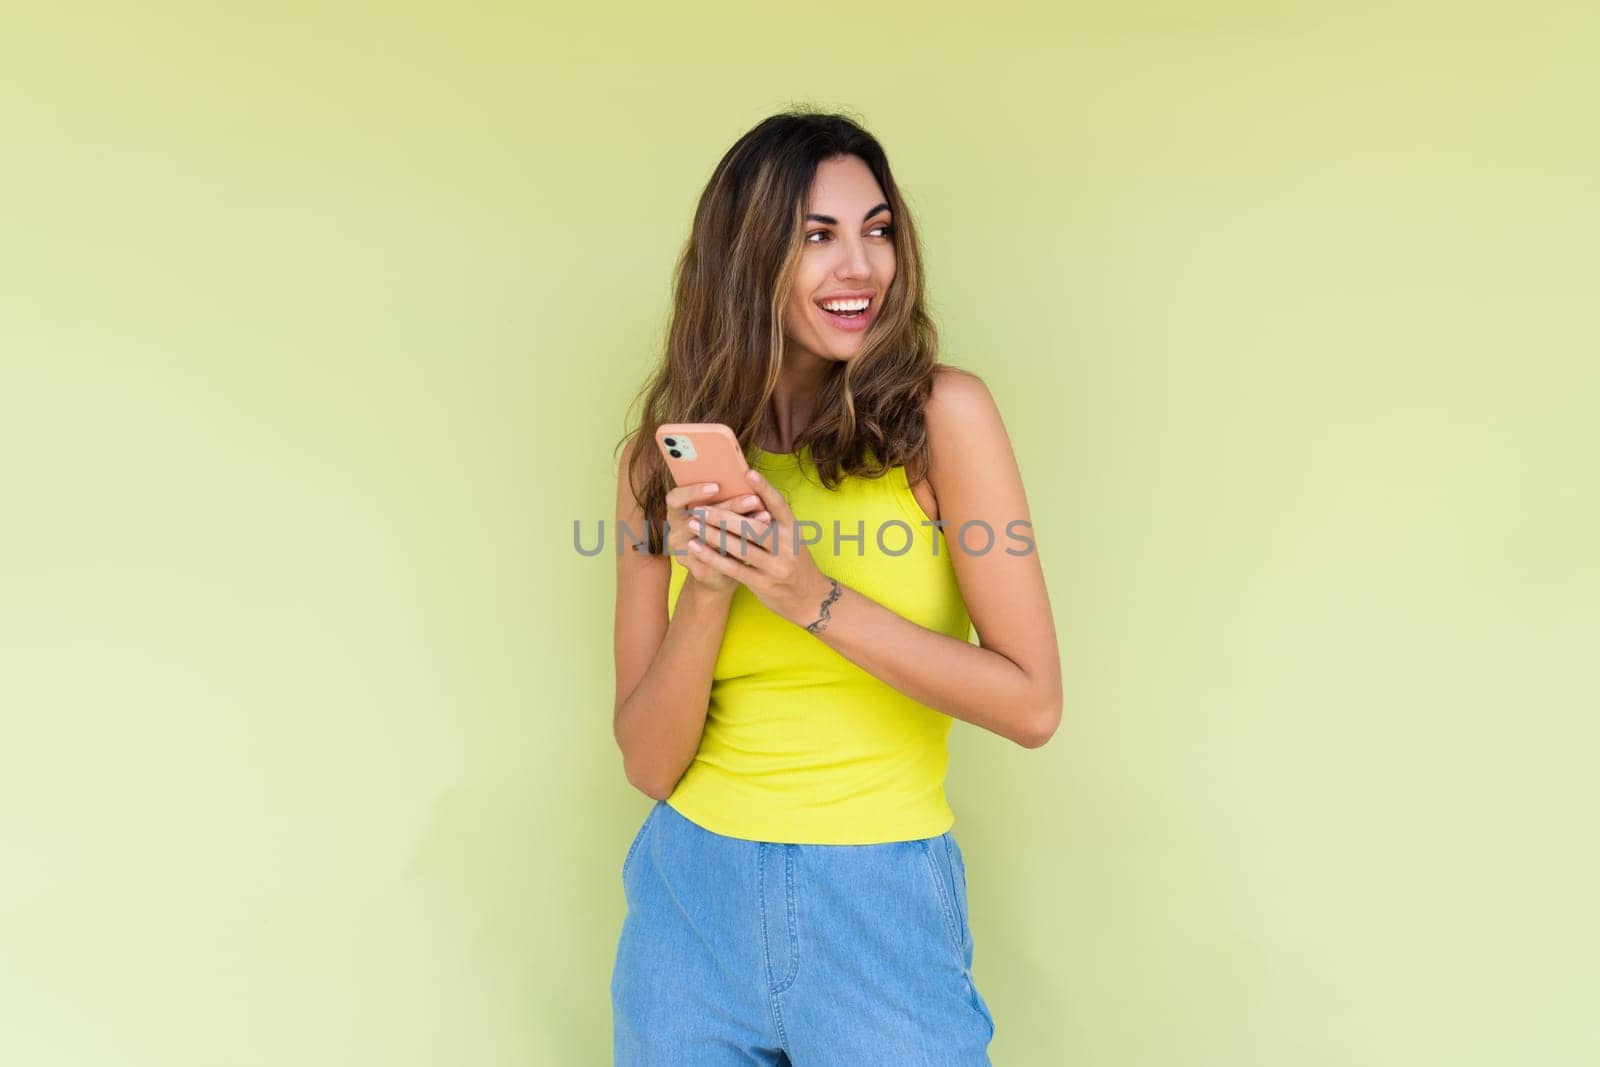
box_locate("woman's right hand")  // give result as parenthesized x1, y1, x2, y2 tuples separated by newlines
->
(665, 481, 772, 596)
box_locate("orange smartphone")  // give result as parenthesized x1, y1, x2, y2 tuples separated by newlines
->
(655, 423, 752, 506)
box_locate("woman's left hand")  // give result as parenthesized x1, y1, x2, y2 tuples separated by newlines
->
(685, 466, 835, 629)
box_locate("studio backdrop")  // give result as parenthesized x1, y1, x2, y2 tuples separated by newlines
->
(1, 3, 1595, 1065)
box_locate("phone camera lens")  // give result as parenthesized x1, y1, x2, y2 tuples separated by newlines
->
(669, 449, 682, 458)
(663, 437, 678, 446)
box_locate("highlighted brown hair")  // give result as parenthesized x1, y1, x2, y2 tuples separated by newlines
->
(617, 107, 951, 555)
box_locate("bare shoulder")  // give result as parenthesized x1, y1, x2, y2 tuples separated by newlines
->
(616, 431, 643, 513)
(928, 364, 995, 418)
(926, 365, 1011, 468)
(616, 431, 666, 569)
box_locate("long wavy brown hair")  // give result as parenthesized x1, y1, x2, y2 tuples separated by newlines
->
(616, 108, 950, 555)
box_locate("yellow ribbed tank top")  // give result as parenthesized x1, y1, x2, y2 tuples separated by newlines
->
(664, 442, 973, 844)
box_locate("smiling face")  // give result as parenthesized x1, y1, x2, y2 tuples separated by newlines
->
(781, 154, 897, 364)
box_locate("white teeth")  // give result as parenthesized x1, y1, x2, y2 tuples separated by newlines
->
(821, 298, 870, 312)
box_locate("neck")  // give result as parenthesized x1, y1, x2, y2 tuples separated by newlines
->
(764, 352, 833, 452)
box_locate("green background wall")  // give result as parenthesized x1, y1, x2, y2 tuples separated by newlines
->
(2, 3, 1595, 1064)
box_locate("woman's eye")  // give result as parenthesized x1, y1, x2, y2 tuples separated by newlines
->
(806, 225, 895, 243)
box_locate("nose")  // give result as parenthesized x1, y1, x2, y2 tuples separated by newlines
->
(835, 235, 871, 281)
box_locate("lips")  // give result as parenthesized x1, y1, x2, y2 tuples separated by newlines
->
(814, 290, 875, 333)
(814, 289, 875, 305)
(816, 300, 872, 332)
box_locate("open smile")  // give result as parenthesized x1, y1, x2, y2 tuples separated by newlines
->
(813, 292, 874, 333)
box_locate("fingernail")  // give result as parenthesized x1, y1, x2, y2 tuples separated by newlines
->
(702, 483, 718, 493)
(746, 469, 762, 483)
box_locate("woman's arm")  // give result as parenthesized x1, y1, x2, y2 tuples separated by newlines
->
(612, 436, 735, 798)
(688, 369, 1064, 748)
(815, 369, 1062, 747)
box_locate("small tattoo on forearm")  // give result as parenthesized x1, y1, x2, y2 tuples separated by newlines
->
(804, 577, 842, 634)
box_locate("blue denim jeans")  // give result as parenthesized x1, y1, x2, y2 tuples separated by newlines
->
(611, 799, 996, 1065)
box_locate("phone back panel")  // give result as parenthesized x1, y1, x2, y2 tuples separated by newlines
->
(655, 423, 752, 506)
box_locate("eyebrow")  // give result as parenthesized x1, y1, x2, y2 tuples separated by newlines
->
(804, 202, 891, 225)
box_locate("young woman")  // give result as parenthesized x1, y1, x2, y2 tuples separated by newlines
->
(610, 111, 1062, 1065)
